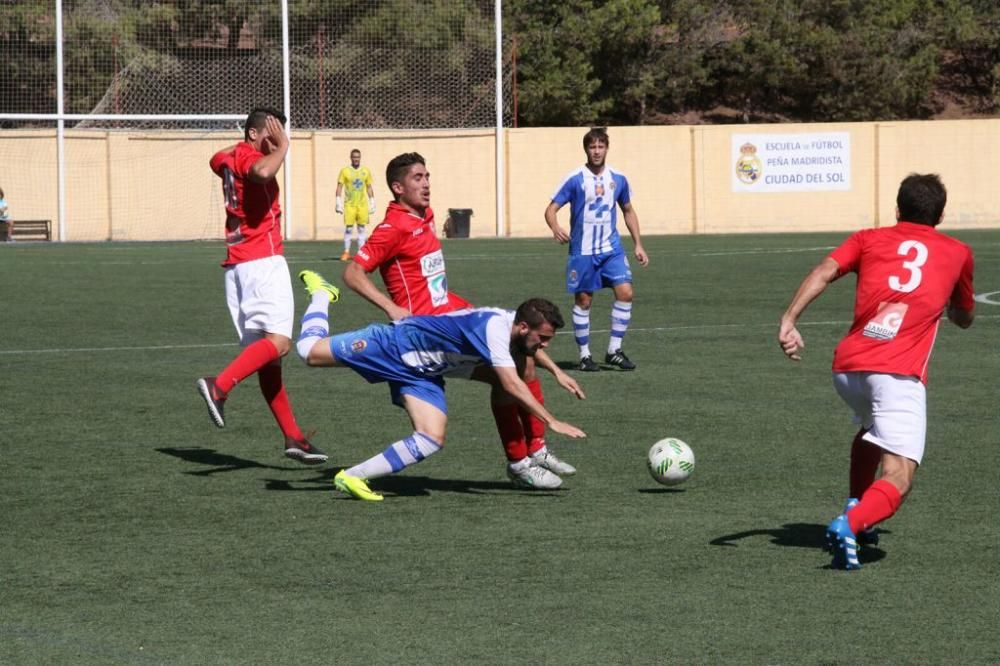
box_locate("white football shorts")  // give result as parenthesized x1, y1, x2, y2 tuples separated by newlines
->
(832, 371, 927, 464)
(224, 255, 295, 344)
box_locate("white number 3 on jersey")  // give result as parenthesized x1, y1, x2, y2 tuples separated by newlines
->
(888, 240, 928, 293)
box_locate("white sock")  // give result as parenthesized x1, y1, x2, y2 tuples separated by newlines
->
(357, 225, 366, 248)
(296, 292, 331, 361)
(530, 446, 550, 462)
(343, 228, 352, 253)
(346, 432, 442, 480)
(508, 456, 532, 473)
(608, 300, 632, 354)
(572, 305, 591, 358)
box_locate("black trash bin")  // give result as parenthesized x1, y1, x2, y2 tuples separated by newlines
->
(445, 208, 472, 238)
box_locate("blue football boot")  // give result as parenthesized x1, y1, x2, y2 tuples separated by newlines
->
(825, 514, 861, 570)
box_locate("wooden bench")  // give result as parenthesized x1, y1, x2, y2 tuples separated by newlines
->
(5, 220, 52, 241)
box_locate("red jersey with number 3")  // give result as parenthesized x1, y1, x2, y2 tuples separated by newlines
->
(353, 202, 472, 315)
(210, 142, 284, 266)
(829, 221, 974, 384)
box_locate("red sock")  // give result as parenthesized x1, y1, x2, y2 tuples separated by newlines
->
(491, 400, 527, 462)
(520, 378, 547, 456)
(847, 479, 903, 534)
(216, 338, 282, 395)
(849, 429, 882, 498)
(258, 364, 303, 441)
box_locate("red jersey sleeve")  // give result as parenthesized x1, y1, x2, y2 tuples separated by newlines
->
(354, 221, 402, 272)
(233, 144, 262, 178)
(209, 149, 230, 176)
(949, 249, 975, 311)
(828, 231, 864, 275)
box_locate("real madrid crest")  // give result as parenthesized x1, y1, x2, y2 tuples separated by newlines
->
(735, 142, 762, 185)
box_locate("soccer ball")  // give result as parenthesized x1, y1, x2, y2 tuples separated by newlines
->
(647, 438, 695, 486)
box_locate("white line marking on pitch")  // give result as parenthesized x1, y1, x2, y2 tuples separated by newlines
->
(5, 312, 997, 356)
(0, 342, 236, 356)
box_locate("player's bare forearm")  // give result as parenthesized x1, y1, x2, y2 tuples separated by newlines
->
(545, 202, 569, 243)
(495, 366, 556, 423)
(343, 261, 410, 320)
(621, 205, 648, 266)
(496, 368, 586, 438)
(534, 349, 585, 399)
(248, 117, 289, 182)
(781, 258, 840, 325)
(778, 258, 840, 361)
(249, 148, 287, 183)
(947, 305, 974, 328)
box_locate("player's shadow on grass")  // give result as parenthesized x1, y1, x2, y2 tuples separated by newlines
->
(710, 523, 888, 565)
(157, 447, 297, 476)
(263, 468, 560, 498)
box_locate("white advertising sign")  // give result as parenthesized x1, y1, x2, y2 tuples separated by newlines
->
(732, 132, 851, 192)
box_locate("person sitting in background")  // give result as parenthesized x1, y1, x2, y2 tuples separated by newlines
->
(0, 188, 13, 241)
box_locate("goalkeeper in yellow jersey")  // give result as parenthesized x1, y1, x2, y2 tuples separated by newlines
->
(335, 148, 376, 261)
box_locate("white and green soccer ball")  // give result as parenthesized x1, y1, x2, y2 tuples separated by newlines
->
(647, 438, 695, 486)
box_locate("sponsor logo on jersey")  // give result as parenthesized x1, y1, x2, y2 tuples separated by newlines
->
(357, 248, 370, 260)
(862, 302, 908, 341)
(421, 249, 445, 276)
(429, 273, 448, 306)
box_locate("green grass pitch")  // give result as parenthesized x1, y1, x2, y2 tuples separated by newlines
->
(2, 232, 998, 664)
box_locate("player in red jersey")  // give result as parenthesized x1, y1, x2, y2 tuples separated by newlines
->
(339, 152, 585, 489)
(195, 107, 327, 465)
(779, 173, 975, 570)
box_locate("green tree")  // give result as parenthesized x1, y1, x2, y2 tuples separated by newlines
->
(508, 0, 612, 125)
(0, 4, 56, 117)
(714, 0, 942, 122)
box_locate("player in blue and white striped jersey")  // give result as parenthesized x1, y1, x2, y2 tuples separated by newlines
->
(544, 127, 649, 372)
(295, 291, 587, 500)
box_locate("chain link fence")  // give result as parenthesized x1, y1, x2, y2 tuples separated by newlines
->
(3, 0, 511, 130)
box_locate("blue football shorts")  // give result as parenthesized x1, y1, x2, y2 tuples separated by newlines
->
(327, 323, 448, 414)
(565, 250, 632, 294)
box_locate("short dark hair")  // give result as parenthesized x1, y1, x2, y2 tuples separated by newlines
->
(244, 107, 286, 142)
(583, 127, 609, 149)
(386, 152, 425, 200)
(515, 298, 565, 330)
(897, 173, 947, 226)
(351, 148, 361, 156)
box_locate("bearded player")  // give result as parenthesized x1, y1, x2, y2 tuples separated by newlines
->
(302, 152, 584, 488)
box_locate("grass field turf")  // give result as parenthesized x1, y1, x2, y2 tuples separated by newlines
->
(2, 233, 998, 664)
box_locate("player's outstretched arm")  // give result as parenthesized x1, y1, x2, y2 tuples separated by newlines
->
(533, 349, 586, 400)
(544, 201, 570, 244)
(779, 257, 840, 361)
(494, 366, 586, 438)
